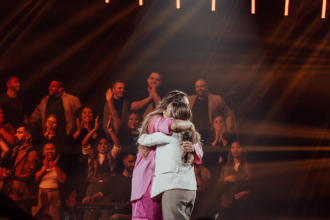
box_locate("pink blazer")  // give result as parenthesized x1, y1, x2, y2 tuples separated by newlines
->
(130, 115, 203, 202)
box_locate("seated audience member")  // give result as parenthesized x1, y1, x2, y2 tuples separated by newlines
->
(116, 111, 140, 172)
(0, 76, 29, 128)
(0, 108, 15, 146)
(119, 111, 140, 147)
(103, 82, 130, 138)
(218, 141, 252, 220)
(34, 114, 67, 157)
(33, 142, 66, 220)
(1, 124, 39, 215)
(205, 115, 234, 178)
(188, 79, 234, 142)
(81, 117, 121, 220)
(130, 72, 162, 118)
(83, 153, 136, 220)
(29, 79, 81, 135)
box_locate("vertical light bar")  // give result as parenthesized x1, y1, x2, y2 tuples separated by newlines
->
(212, 0, 216, 11)
(176, 0, 180, 9)
(322, 0, 326, 18)
(284, 0, 289, 16)
(105, 0, 109, 3)
(139, 0, 143, 6)
(251, 0, 255, 14)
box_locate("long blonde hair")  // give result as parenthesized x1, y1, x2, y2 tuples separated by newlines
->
(170, 101, 202, 164)
(137, 90, 188, 157)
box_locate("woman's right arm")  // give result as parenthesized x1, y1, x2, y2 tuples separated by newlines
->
(138, 132, 171, 147)
(35, 159, 49, 183)
(170, 120, 192, 132)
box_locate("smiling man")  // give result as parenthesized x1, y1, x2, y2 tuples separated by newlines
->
(2, 124, 39, 215)
(103, 81, 130, 139)
(131, 72, 162, 118)
(29, 79, 81, 135)
(188, 79, 234, 141)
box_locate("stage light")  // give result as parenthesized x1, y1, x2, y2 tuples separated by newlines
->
(212, 0, 216, 11)
(322, 0, 326, 18)
(284, 0, 289, 16)
(139, 0, 143, 6)
(176, 0, 180, 9)
(251, 0, 255, 14)
(105, 0, 109, 3)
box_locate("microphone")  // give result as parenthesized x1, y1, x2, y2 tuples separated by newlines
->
(222, 91, 236, 97)
(183, 131, 190, 163)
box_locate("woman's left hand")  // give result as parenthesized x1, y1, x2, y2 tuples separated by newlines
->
(54, 154, 60, 166)
(181, 141, 195, 153)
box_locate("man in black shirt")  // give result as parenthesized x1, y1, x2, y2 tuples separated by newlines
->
(29, 79, 81, 135)
(0, 76, 28, 128)
(82, 154, 136, 220)
(188, 79, 234, 142)
(103, 82, 130, 138)
(131, 72, 162, 118)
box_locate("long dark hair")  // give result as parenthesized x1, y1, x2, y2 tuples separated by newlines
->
(223, 141, 251, 180)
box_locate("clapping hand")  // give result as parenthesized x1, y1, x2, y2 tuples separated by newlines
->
(93, 115, 101, 132)
(76, 118, 84, 132)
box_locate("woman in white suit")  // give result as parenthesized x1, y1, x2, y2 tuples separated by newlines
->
(138, 101, 203, 220)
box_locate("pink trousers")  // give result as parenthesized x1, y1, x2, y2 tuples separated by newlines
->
(132, 182, 162, 220)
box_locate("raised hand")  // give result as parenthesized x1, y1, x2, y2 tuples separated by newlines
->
(105, 88, 114, 102)
(54, 154, 60, 166)
(66, 191, 77, 208)
(93, 115, 101, 132)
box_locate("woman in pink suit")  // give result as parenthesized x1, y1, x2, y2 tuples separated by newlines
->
(131, 90, 203, 220)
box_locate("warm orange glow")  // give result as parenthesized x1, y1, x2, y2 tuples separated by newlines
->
(322, 0, 326, 18)
(284, 0, 289, 16)
(211, 0, 216, 11)
(139, 0, 143, 6)
(105, 0, 109, 3)
(251, 0, 255, 14)
(176, 0, 180, 9)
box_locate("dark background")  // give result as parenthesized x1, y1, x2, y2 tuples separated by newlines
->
(1, 0, 330, 219)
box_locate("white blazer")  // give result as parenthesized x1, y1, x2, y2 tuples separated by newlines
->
(138, 132, 197, 198)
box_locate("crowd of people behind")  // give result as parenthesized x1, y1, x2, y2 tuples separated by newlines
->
(0, 72, 253, 220)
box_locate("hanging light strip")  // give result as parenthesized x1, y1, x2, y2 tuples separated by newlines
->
(176, 0, 180, 9)
(212, 0, 216, 11)
(139, 0, 143, 6)
(251, 0, 255, 14)
(322, 0, 326, 18)
(284, 0, 289, 16)
(105, 0, 109, 3)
